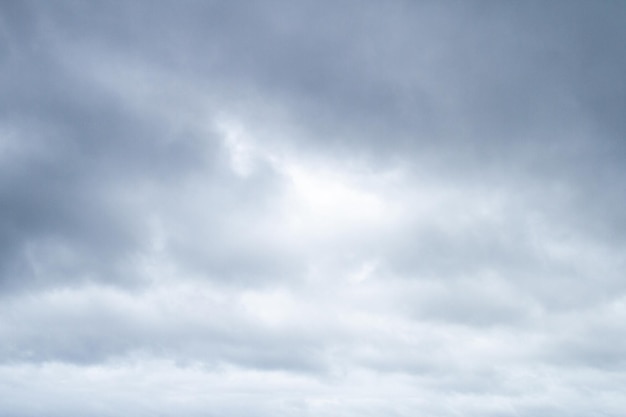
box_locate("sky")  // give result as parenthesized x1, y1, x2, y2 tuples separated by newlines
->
(1, 1, 626, 416)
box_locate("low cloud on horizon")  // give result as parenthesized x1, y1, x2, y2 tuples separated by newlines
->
(1, 1, 626, 416)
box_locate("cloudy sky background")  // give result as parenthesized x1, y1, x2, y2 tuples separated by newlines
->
(1, 1, 626, 416)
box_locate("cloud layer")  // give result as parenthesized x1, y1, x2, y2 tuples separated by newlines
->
(1, 1, 626, 416)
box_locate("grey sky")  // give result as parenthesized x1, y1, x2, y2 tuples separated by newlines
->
(1, 1, 626, 416)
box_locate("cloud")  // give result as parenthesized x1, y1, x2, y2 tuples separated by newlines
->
(1, 1, 626, 416)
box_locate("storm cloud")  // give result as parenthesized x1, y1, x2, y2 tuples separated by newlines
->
(1, 1, 626, 416)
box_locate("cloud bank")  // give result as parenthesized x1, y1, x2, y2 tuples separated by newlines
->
(1, 1, 626, 416)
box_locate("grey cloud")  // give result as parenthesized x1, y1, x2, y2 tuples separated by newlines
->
(538, 302, 626, 371)
(1, 1, 626, 416)
(0, 284, 328, 373)
(0, 4, 222, 291)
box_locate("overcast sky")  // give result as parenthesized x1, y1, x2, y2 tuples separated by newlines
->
(1, 1, 626, 416)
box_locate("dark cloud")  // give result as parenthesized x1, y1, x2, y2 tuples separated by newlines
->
(0, 1, 221, 292)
